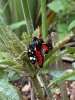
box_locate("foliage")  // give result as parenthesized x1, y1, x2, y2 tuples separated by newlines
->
(68, 20, 75, 31)
(9, 21, 26, 30)
(48, 0, 68, 13)
(48, 71, 75, 88)
(20, 0, 34, 36)
(0, 0, 75, 99)
(0, 69, 21, 100)
(0, 79, 21, 100)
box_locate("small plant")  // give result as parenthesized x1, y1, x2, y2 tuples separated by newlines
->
(0, 0, 75, 100)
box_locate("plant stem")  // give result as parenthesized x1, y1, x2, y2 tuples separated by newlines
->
(59, 82, 69, 100)
(41, 0, 47, 39)
(40, 75, 53, 100)
(31, 76, 45, 100)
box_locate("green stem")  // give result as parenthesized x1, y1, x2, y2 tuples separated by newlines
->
(40, 75, 53, 100)
(41, 0, 47, 39)
(31, 76, 45, 100)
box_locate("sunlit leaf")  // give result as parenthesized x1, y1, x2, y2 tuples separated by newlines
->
(57, 24, 68, 39)
(48, 1, 64, 13)
(9, 21, 26, 30)
(68, 20, 75, 31)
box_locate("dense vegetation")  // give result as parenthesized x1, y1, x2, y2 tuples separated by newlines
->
(0, 0, 75, 100)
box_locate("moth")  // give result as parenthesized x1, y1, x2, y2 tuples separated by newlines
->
(28, 37, 52, 67)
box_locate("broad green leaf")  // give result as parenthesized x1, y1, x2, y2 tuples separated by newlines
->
(0, 92, 9, 100)
(0, 79, 21, 100)
(61, 0, 68, 9)
(0, 69, 21, 100)
(57, 24, 68, 40)
(68, 20, 75, 31)
(9, 21, 26, 30)
(48, 1, 64, 13)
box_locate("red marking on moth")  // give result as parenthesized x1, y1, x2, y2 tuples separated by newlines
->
(35, 50, 44, 67)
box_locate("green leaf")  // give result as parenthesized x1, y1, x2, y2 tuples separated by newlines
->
(51, 88, 57, 94)
(44, 50, 66, 68)
(0, 23, 24, 57)
(48, 1, 64, 13)
(41, 0, 47, 38)
(50, 70, 66, 79)
(9, 21, 26, 30)
(8, 0, 23, 24)
(20, 0, 34, 36)
(48, 71, 75, 88)
(38, 69, 50, 75)
(0, 2, 8, 16)
(66, 47, 75, 53)
(57, 24, 68, 40)
(0, 92, 9, 100)
(0, 60, 15, 66)
(0, 24, 11, 47)
(0, 16, 4, 24)
(0, 52, 3, 60)
(0, 44, 10, 51)
(0, 69, 7, 79)
(0, 79, 21, 100)
(28, 0, 38, 22)
(0, 69, 20, 100)
(8, 71, 21, 81)
(68, 20, 75, 31)
(72, 62, 75, 69)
